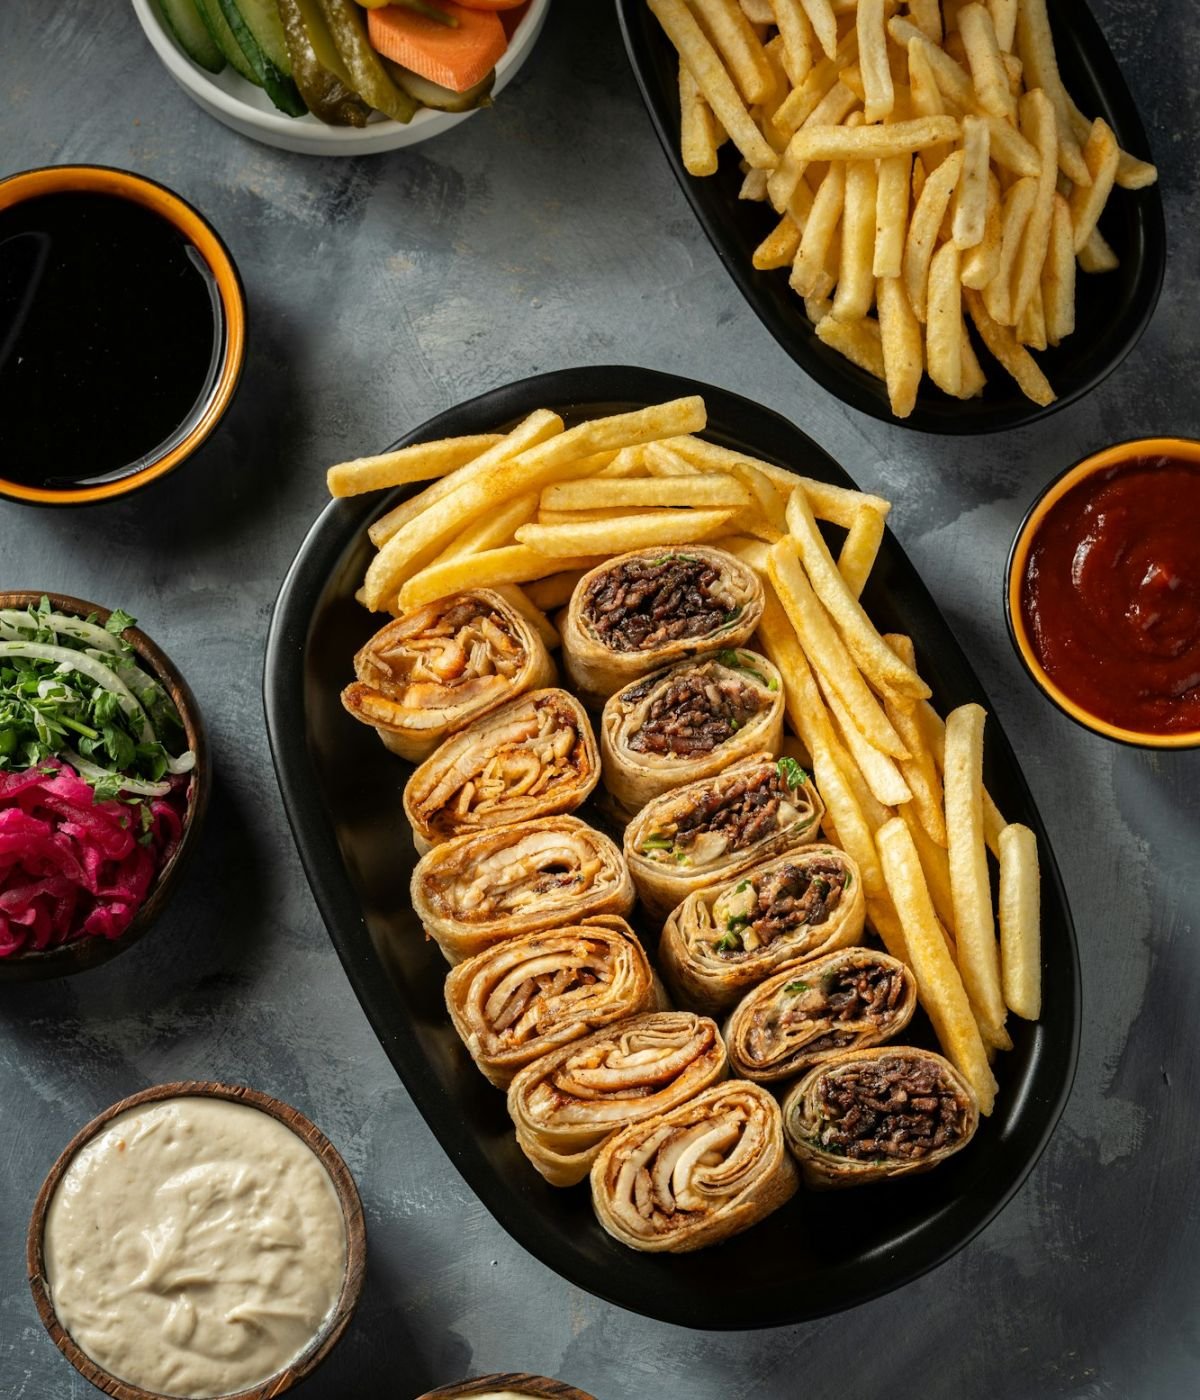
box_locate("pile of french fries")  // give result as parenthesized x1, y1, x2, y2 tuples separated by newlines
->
(328, 393, 1041, 1115)
(648, 0, 1157, 417)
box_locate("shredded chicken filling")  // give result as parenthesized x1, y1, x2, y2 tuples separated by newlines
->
(435, 831, 604, 922)
(584, 556, 738, 653)
(356, 599, 523, 707)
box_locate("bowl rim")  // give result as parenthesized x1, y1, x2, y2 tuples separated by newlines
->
(26, 1080, 366, 1400)
(132, 0, 550, 146)
(0, 164, 245, 507)
(0, 590, 211, 978)
(1005, 435, 1200, 750)
(416, 1376, 598, 1400)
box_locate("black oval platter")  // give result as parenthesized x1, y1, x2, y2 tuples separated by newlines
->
(263, 365, 1080, 1328)
(614, 0, 1164, 434)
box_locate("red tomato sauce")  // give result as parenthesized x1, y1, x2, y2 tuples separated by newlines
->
(1019, 456, 1200, 736)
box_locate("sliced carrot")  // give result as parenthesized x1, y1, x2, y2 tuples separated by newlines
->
(367, 3, 507, 92)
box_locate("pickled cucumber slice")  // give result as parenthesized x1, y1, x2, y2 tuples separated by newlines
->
(215, 0, 307, 115)
(156, 0, 226, 73)
(315, 0, 419, 123)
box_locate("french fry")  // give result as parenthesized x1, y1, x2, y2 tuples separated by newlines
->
(679, 62, 720, 176)
(882, 634, 948, 845)
(951, 113, 990, 248)
(789, 115, 960, 162)
(961, 171, 1002, 288)
(784, 489, 929, 700)
(367, 411, 564, 548)
(906, 39, 951, 174)
(959, 323, 987, 398)
(821, 682, 914, 807)
(1077, 225, 1119, 273)
(540, 475, 749, 512)
(837, 504, 887, 599)
(999, 822, 1042, 1020)
(524, 569, 588, 612)
(431, 490, 538, 565)
(831, 732, 893, 835)
(773, 28, 859, 134)
(771, 0, 815, 87)
(988, 0, 1016, 51)
(648, 0, 777, 169)
(944, 704, 1008, 1047)
(364, 399, 706, 608)
(907, 0, 942, 43)
(926, 242, 965, 397)
(815, 314, 886, 379)
(915, 698, 1006, 857)
(873, 152, 911, 279)
(515, 507, 736, 558)
(1113, 148, 1159, 192)
(691, 0, 774, 105)
(791, 160, 846, 297)
(1068, 117, 1119, 252)
(398, 546, 604, 613)
(833, 158, 878, 321)
(877, 817, 997, 1114)
(740, 0, 775, 22)
(327, 433, 503, 499)
(596, 446, 648, 478)
(1010, 88, 1058, 326)
(769, 81, 858, 212)
(767, 539, 908, 756)
(731, 461, 789, 534)
(903, 149, 963, 320)
(856, 0, 893, 122)
(901, 802, 956, 933)
(889, 20, 971, 109)
(1017, 283, 1047, 351)
(983, 175, 1037, 324)
(740, 167, 770, 201)
(876, 275, 924, 419)
(964, 287, 1056, 406)
(1043, 192, 1076, 345)
(1013, 0, 1091, 186)
(754, 213, 803, 268)
(756, 585, 835, 753)
(799, 0, 837, 60)
(957, 3, 1015, 123)
(537, 506, 655, 525)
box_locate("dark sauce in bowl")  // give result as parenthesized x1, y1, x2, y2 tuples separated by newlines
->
(0, 191, 222, 490)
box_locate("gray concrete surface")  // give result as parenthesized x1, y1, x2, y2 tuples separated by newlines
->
(2, 4, 1198, 1397)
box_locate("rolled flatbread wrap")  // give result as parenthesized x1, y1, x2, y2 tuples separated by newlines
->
(404, 688, 600, 852)
(589, 1080, 798, 1252)
(624, 753, 824, 922)
(342, 590, 555, 762)
(724, 947, 917, 1083)
(562, 546, 764, 705)
(600, 650, 784, 816)
(412, 816, 635, 964)
(659, 845, 865, 1014)
(506, 1011, 728, 1186)
(782, 1046, 980, 1189)
(443, 916, 664, 1088)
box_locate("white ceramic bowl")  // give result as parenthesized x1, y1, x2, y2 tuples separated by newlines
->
(131, 0, 550, 155)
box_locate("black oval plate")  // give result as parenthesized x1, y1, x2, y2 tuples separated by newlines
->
(615, 1, 1165, 434)
(263, 366, 1080, 1328)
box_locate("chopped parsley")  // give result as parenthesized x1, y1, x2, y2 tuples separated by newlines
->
(777, 756, 807, 790)
(715, 930, 743, 954)
(783, 980, 810, 994)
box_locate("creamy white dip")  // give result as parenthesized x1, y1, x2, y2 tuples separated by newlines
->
(44, 1096, 348, 1399)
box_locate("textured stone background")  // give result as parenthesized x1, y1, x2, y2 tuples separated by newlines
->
(2, 4, 1198, 1397)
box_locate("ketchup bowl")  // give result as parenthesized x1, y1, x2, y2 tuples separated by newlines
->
(1006, 438, 1200, 749)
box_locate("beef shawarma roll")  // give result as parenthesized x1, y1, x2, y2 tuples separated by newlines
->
(562, 546, 764, 706)
(624, 753, 824, 922)
(600, 650, 784, 816)
(659, 845, 865, 1014)
(443, 916, 665, 1088)
(782, 1046, 980, 1189)
(412, 816, 635, 964)
(403, 688, 600, 852)
(341, 589, 555, 763)
(725, 948, 917, 1083)
(506, 1011, 728, 1187)
(589, 1080, 798, 1253)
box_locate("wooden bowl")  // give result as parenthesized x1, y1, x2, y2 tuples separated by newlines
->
(417, 1378, 599, 1400)
(27, 1081, 366, 1400)
(0, 590, 209, 981)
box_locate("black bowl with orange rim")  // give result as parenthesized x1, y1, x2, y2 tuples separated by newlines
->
(1006, 437, 1200, 749)
(0, 165, 245, 506)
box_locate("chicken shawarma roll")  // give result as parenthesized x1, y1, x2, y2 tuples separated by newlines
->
(412, 816, 635, 965)
(623, 753, 824, 922)
(659, 846, 865, 1014)
(341, 590, 555, 763)
(506, 1011, 729, 1187)
(589, 1080, 798, 1253)
(724, 948, 917, 1083)
(562, 547, 764, 706)
(403, 689, 600, 852)
(443, 916, 665, 1089)
(600, 650, 784, 817)
(782, 1047, 980, 1189)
